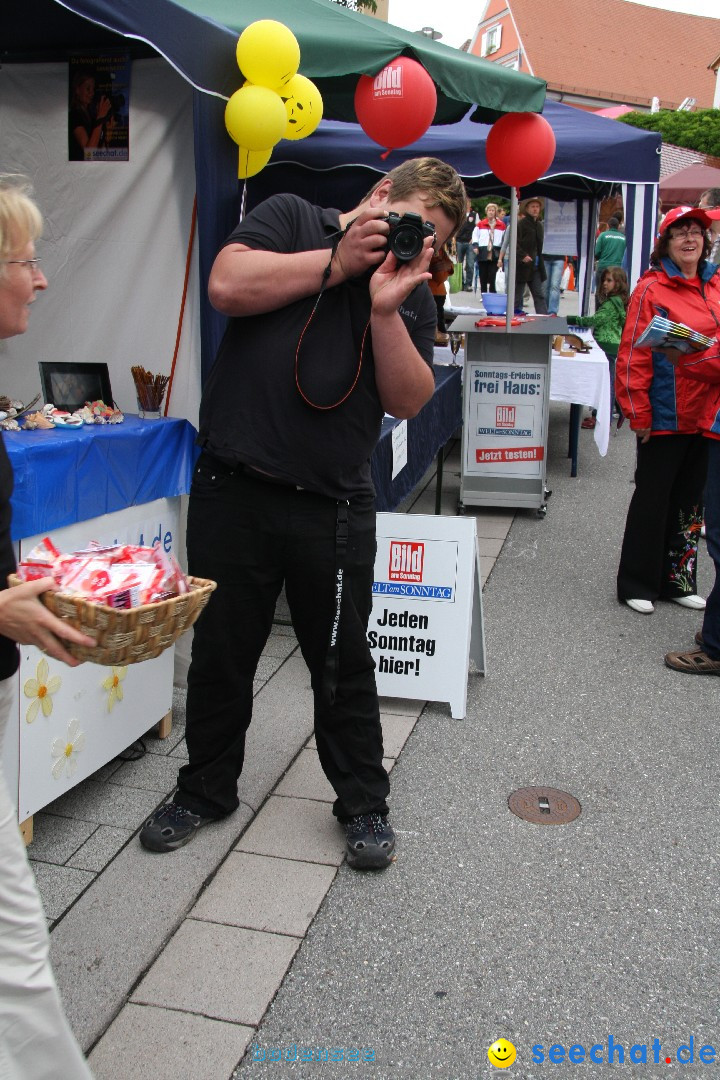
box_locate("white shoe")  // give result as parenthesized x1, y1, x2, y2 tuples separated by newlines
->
(625, 598, 655, 614)
(672, 594, 706, 610)
(701, 523, 706, 538)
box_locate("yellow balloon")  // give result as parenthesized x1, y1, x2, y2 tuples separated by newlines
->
(225, 85, 288, 151)
(236, 20, 300, 91)
(238, 145, 272, 179)
(281, 74, 323, 141)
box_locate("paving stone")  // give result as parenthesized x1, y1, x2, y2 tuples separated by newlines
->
(274, 749, 336, 802)
(480, 555, 496, 585)
(28, 813, 97, 864)
(262, 633, 299, 660)
(255, 654, 285, 682)
(275, 749, 394, 802)
(468, 511, 515, 538)
(142, 722, 187, 757)
(237, 656, 315, 811)
(42, 779, 164, 830)
(191, 851, 336, 937)
(131, 920, 299, 1025)
(476, 536, 505, 558)
(378, 697, 425, 718)
(30, 861, 95, 921)
(66, 826, 132, 872)
(236, 796, 346, 866)
(88, 1002, 254, 1080)
(110, 753, 182, 792)
(381, 712, 419, 758)
(89, 759, 125, 781)
(168, 737, 189, 759)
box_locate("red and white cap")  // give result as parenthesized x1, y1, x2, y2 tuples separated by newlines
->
(659, 204, 720, 235)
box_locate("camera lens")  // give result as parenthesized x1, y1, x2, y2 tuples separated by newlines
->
(390, 226, 423, 262)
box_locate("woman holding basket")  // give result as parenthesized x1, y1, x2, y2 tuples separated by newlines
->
(0, 175, 95, 1078)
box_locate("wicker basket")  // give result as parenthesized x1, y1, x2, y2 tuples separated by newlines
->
(8, 574, 216, 666)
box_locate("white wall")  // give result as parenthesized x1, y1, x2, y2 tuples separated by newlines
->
(0, 58, 202, 425)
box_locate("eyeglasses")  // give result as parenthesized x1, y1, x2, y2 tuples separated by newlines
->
(3, 257, 42, 271)
(668, 227, 704, 240)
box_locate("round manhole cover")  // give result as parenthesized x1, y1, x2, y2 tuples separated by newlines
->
(508, 787, 581, 824)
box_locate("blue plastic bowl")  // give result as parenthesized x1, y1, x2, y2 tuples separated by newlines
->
(482, 292, 507, 315)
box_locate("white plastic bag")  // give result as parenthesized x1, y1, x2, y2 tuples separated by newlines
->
(560, 263, 571, 290)
(494, 268, 506, 294)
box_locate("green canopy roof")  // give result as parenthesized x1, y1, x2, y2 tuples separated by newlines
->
(177, 0, 547, 122)
(5, 0, 546, 124)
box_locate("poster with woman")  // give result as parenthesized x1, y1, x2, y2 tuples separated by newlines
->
(68, 54, 130, 162)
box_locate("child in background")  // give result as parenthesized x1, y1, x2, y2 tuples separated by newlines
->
(429, 244, 454, 346)
(568, 266, 629, 429)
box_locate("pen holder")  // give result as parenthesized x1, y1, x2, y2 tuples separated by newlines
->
(132, 366, 169, 420)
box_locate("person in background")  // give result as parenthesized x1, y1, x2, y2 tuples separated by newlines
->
(503, 196, 547, 315)
(139, 158, 466, 870)
(471, 202, 505, 294)
(0, 175, 96, 1077)
(429, 243, 453, 345)
(698, 188, 720, 264)
(615, 205, 720, 615)
(662, 331, 720, 675)
(454, 198, 479, 292)
(567, 266, 629, 429)
(595, 217, 626, 277)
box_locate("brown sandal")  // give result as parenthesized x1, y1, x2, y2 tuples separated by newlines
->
(664, 648, 720, 675)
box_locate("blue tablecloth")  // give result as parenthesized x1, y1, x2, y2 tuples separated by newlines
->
(5, 416, 198, 541)
(372, 365, 462, 512)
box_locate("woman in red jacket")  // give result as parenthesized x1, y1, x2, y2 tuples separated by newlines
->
(615, 205, 720, 614)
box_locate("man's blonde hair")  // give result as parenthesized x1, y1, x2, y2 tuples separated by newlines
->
(364, 158, 468, 238)
(0, 175, 43, 276)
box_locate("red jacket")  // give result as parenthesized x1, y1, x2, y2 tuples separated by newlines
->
(676, 338, 720, 441)
(615, 258, 720, 434)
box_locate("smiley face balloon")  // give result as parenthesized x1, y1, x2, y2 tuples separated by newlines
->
(281, 74, 323, 141)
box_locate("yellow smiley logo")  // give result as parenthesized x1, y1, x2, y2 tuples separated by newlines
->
(488, 1039, 517, 1068)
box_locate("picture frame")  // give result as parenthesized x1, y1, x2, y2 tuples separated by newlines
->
(38, 362, 113, 412)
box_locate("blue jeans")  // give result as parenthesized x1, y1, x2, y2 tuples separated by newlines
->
(702, 438, 720, 659)
(544, 256, 565, 315)
(456, 241, 476, 289)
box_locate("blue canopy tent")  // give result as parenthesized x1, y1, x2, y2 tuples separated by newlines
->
(248, 101, 662, 315)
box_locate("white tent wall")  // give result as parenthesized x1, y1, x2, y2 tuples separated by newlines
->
(0, 57, 202, 426)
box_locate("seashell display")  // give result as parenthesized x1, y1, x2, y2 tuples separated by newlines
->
(23, 411, 55, 430)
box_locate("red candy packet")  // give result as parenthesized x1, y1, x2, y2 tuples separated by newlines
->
(15, 538, 190, 607)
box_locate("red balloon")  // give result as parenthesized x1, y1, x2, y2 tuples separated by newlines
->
(486, 112, 556, 187)
(354, 57, 437, 152)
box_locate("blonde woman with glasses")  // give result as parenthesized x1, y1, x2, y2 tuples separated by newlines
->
(0, 175, 95, 1079)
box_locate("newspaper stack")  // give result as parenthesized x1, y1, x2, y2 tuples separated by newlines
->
(635, 315, 714, 354)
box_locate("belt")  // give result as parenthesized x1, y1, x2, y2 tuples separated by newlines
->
(239, 463, 305, 491)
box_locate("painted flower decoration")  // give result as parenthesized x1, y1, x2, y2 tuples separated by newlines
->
(102, 666, 128, 712)
(51, 719, 86, 780)
(23, 658, 62, 724)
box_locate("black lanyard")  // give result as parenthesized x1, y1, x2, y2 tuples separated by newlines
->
(321, 500, 349, 706)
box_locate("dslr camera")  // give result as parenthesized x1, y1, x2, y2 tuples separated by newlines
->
(385, 211, 436, 263)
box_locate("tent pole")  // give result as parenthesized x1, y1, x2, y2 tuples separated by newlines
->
(506, 186, 519, 330)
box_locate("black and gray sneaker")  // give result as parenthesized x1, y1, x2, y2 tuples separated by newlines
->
(343, 813, 396, 870)
(139, 802, 211, 852)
